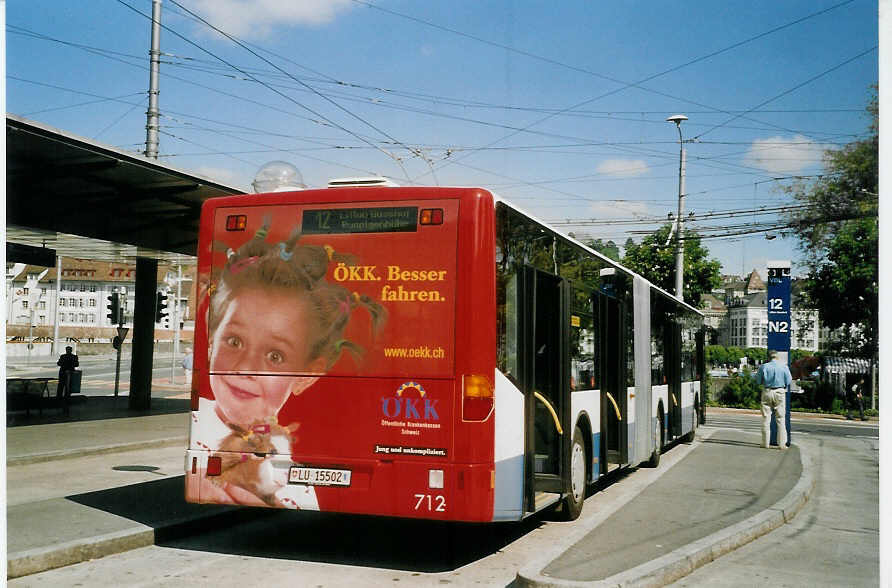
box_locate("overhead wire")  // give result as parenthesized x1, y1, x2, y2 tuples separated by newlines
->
(163, 0, 440, 182)
(11, 6, 863, 211)
(10, 21, 850, 197)
(14, 23, 865, 138)
(350, 0, 860, 181)
(115, 0, 417, 181)
(693, 45, 878, 140)
(353, 0, 855, 142)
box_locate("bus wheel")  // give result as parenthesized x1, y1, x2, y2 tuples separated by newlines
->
(682, 408, 696, 443)
(559, 426, 587, 521)
(646, 416, 661, 468)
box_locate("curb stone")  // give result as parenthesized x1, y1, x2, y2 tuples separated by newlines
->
(6, 506, 247, 579)
(7, 437, 186, 466)
(515, 435, 816, 588)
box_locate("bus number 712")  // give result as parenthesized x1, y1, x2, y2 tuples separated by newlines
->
(414, 494, 446, 512)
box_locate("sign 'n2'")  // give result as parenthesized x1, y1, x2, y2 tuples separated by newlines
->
(766, 263, 792, 352)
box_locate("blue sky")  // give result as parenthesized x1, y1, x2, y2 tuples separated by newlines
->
(6, 0, 878, 276)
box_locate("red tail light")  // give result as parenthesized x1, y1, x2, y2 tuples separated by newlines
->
(207, 456, 222, 476)
(190, 370, 199, 411)
(226, 215, 247, 231)
(462, 374, 493, 421)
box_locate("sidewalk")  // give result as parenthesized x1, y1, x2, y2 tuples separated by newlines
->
(517, 427, 814, 587)
(5, 399, 245, 579)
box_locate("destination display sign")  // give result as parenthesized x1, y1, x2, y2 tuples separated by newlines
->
(302, 207, 418, 234)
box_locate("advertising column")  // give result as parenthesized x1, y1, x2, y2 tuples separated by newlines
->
(766, 260, 792, 446)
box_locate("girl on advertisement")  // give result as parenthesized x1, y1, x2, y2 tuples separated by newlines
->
(193, 221, 386, 508)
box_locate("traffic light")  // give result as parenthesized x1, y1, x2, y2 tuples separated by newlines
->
(106, 293, 121, 324)
(155, 291, 168, 324)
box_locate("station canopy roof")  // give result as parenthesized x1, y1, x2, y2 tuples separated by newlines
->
(6, 114, 246, 265)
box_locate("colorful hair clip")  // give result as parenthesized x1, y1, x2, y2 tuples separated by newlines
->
(278, 242, 293, 261)
(229, 256, 260, 275)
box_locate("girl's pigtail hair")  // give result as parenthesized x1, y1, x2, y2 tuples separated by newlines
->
(234, 216, 272, 260)
(356, 293, 388, 337)
(333, 339, 364, 364)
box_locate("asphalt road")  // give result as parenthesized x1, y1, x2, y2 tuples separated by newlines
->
(706, 409, 879, 440)
(7, 353, 189, 398)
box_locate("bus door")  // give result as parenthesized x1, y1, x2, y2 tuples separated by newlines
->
(517, 266, 570, 512)
(667, 322, 683, 438)
(598, 289, 628, 473)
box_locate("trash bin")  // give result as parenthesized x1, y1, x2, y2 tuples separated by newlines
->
(69, 370, 83, 395)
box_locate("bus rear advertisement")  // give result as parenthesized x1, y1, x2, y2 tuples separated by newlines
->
(185, 185, 704, 523)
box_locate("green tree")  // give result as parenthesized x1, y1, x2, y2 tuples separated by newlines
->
(785, 89, 878, 358)
(706, 344, 729, 367)
(744, 347, 767, 367)
(725, 346, 746, 366)
(585, 238, 621, 262)
(622, 224, 721, 307)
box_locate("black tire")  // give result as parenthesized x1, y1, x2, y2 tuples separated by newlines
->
(558, 426, 587, 521)
(646, 415, 661, 468)
(682, 401, 698, 443)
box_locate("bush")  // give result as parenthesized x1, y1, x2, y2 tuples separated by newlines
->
(720, 367, 762, 409)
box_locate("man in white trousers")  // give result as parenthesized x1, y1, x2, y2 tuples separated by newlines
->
(756, 350, 792, 449)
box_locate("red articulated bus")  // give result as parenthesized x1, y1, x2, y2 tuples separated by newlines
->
(185, 181, 704, 522)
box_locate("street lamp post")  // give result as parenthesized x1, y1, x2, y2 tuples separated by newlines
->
(667, 114, 688, 301)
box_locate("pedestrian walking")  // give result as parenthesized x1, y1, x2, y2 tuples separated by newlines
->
(756, 350, 792, 449)
(56, 345, 79, 400)
(847, 378, 866, 421)
(182, 347, 194, 387)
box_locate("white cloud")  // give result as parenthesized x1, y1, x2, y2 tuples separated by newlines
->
(595, 159, 649, 178)
(182, 0, 353, 39)
(743, 135, 832, 175)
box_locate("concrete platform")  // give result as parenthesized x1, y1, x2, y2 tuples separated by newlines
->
(516, 428, 814, 587)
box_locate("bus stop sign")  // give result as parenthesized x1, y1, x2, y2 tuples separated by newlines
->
(767, 260, 792, 446)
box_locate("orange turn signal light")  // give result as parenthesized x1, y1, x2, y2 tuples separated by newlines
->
(463, 374, 494, 422)
(419, 208, 443, 225)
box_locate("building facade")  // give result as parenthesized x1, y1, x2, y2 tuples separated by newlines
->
(710, 270, 822, 352)
(6, 259, 195, 342)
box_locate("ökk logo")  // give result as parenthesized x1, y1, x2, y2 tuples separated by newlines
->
(381, 382, 439, 420)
